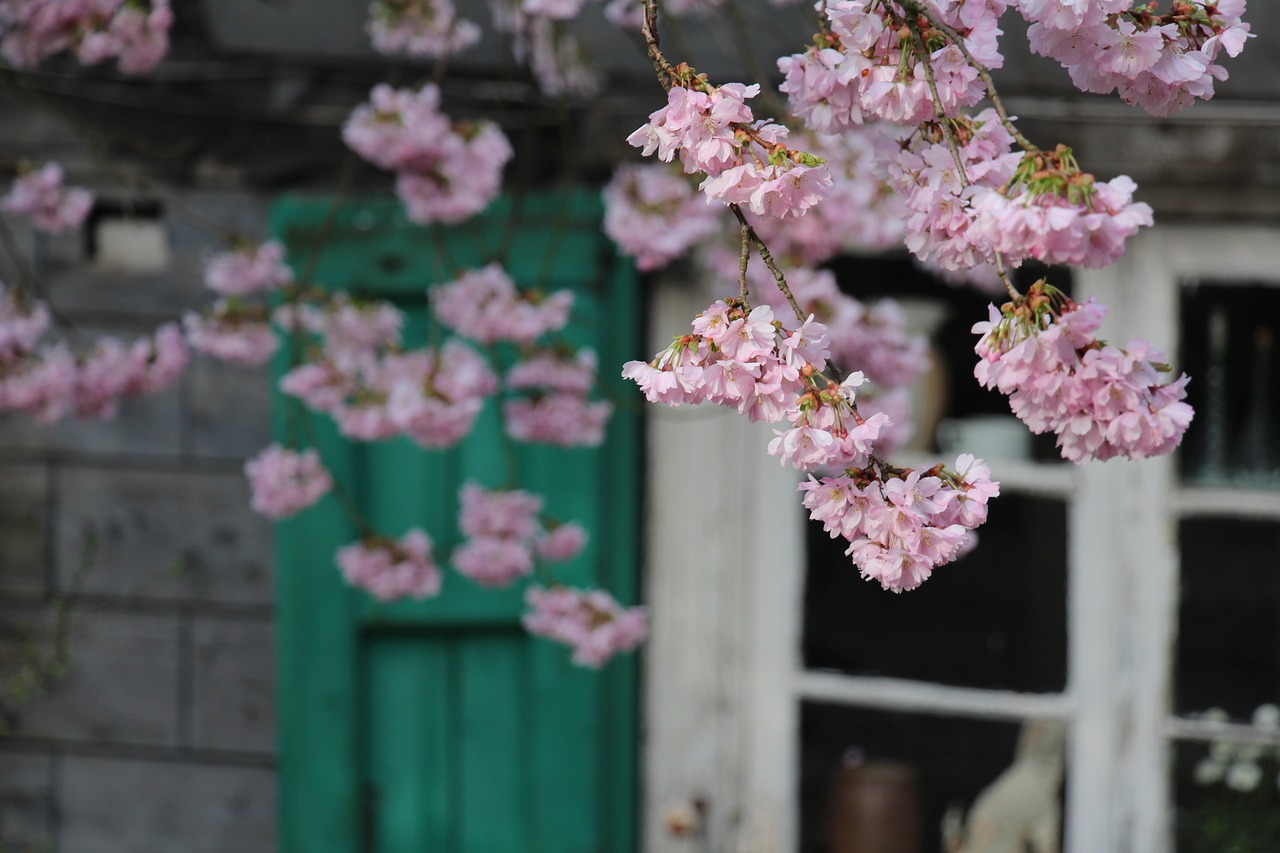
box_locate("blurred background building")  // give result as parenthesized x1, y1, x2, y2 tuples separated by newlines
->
(1, 2, 1280, 852)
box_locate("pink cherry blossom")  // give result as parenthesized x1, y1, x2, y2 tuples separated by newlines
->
(367, 0, 480, 59)
(458, 482, 544, 540)
(0, 283, 51, 364)
(203, 241, 294, 297)
(452, 535, 535, 587)
(244, 444, 333, 519)
(183, 302, 279, 367)
(522, 585, 648, 668)
(505, 394, 612, 446)
(627, 83, 832, 217)
(536, 522, 588, 561)
(344, 83, 512, 224)
(431, 263, 573, 344)
(2, 162, 93, 234)
(0, 0, 171, 73)
(602, 164, 720, 271)
(798, 454, 998, 592)
(1017, 0, 1252, 117)
(337, 528, 442, 601)
(973, 285, 1193, 462)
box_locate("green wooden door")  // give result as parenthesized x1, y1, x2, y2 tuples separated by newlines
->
(269, 192, 641, 853)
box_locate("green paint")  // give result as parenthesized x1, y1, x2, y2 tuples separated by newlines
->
(270, 190, 641, 853)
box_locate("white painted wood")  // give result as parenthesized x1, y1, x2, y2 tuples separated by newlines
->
(797, 671, 1072, 722)
(1167, 717, 1280, 746)
(1072, 240, 1182, 853)
(1173, 487, 1280, 519)
(642, 278, 804, 853)
(1064, 432, 1129, 853)
(737, 425, 805, 853)
(643, 277, 748, 853)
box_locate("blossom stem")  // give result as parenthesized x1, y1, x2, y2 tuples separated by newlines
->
(906, 17, 968, 183)
(904, 16, 1021, 301)
(728, 203, 806, 325)
(641, 0, 677, 93)
(993, 252, 1020, 301)
(896, 0, 1037, 153)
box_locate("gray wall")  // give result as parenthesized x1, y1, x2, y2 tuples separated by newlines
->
(0, 102, 277, 853)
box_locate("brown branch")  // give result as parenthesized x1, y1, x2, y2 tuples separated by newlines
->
(728, 203, 806, 324)
(641, 0, 677, 93)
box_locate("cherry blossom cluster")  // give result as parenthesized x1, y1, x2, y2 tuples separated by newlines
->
(344, 83, 512, 224)
(969, 146, 1155, 269)
(627, 75, 832, 218)
(184, 300, 279, 367)
(276, 293, 404, 366)
(748, 130, 906, 265)
(183, 241, 297, 367)
(522, 585, 648, 668)
(0, 283, 188, 422)
(973, 282, 1194, 462)
(778, 0, 1007, 131)
(1017, 0, 1252, 117)
(367, 0, 480, 59)
(688, 252, 923, 453)
(799, 453, 998, 592)
(244, 444, 334, 520)
(430, 263, 573, 345)
(882, 110, 1022, 272)
(337, 528, 442, 601)
(748, 266, 928, 390)
(0, 0, 171, 73)
(504, 348, 613, 446)
(767, 370, 891, 471)
(2, 162, 94, 235)
(282, 335, 497, 448)
(278, 265, 604, 453)
(602, 164, 720, 272)
(453, 483, 588, 587)
(621, 298, 829, 423)
(203, 240, 294, 297)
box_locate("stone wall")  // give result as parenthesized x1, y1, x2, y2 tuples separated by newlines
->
(0, 104, 278, 852)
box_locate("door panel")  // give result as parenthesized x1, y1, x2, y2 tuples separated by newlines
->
(271, 192, 640, 853)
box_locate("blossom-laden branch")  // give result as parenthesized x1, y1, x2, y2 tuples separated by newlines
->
(0, 0, 1250, 607)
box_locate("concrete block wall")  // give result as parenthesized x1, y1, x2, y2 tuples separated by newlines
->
(0, 109, 280, 851)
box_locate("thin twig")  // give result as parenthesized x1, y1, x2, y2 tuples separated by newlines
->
(905, 14, 1021, 301)
(905, 16, 969, 183)
(738, 221, 751, 301)
(897, 0, 1037, 153)
(728, 204, 806, 324)
(641, 0, 677, 92)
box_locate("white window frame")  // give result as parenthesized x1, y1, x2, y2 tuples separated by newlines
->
(642, 225, 1280, 853)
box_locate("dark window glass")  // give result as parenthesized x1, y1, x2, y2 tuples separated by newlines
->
(1180, 282, 1280, 487)
(804, 495, 1068, 693)
(1173, 737, 1280, 852)
(1176, 518, 1280, 720)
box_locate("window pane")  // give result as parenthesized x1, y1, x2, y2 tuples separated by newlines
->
(800, 703, 1066, 853)
(1176, 517, 1280, 720)
(1173, 737, 1280, 852)
(1179, 282, 1280, 487)
(803, 495, 1068, 692)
